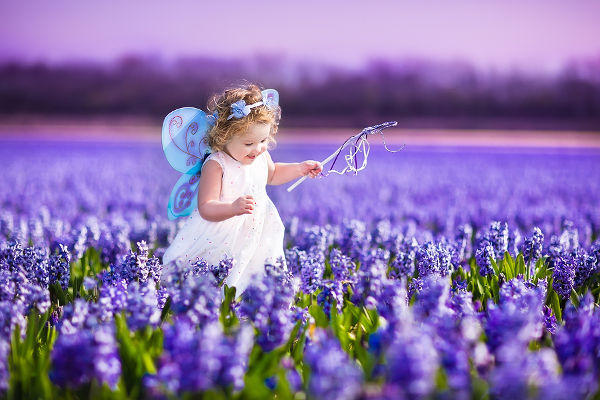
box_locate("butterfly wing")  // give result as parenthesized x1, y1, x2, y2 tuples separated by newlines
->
(167, 171, 202, 220)
(162, 107, 213, 174)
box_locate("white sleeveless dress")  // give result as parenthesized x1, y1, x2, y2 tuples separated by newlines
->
(162, 150, 285, 295)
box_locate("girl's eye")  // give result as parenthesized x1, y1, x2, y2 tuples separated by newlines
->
(245, 143, 253, 146)
(260, 139, 267, 143)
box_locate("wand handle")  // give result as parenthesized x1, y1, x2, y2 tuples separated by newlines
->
(286, 175, 307, 192)
(286, 141, 355, 192)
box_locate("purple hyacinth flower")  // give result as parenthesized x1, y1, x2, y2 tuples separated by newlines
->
(490, 344, 559, 400)
(543, 305, 557, 335)
(169, 275, 220, 327)
(384, 326, 439, 399)
(95, 280, 128, 323)
(149, 319, 254, 394)
(351, 257, 387, 309)
(552, 254, 576, 300)
(317, 280, 344, 316)
(572, 247, 597, 288)
(213, 256, 235, 286)
(454, 224, 473, 263)
(485, 278, 544, 354)
(50, 325, 121, 389)
(339, 219, 371, 261)
(0, 338, 8, 392)
(126, 281, 162, 331)
(304, 329, 363, 400)
(376, 278, 409, 324)
(329, 247, 356, 284)
(521, 227, 544, 265)
(390, 236, 418, 279)
(475, 241, 495, 277)
(285, 246, 308, 276)
(446, 279, 476, 318)
(296, 225, 333, 253)
(416, 241, 440, 277)
(412, 275, 450, 318)
(554, 293, 600, 378)
(49, 244, 71, 290)
(105, 240, 161, 286)
(485, 221, 509, 259)
(299, 251, 324, 295)
(240, 259, 295, 351)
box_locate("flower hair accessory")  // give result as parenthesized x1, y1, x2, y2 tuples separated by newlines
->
(227, 89, 279, 120)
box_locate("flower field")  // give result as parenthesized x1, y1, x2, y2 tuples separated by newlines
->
(1, 138, 600, 399)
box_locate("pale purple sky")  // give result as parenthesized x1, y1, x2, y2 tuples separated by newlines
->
(1, 0, 599, 73)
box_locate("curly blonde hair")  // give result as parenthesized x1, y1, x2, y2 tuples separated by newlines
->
(205, 84, 281, 151)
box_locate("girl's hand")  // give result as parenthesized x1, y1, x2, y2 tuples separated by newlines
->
(300, 160, 323, 178)
(231, 195, 255, 216)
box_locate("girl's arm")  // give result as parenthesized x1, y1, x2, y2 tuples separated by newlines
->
(197, 160, 255, 221)
(265, 151, 323, 186)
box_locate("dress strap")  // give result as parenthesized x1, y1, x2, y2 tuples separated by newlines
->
(203, 151, 225, 171)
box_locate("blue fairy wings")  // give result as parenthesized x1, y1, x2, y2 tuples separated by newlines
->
(162, 107, 216, 220)
(162, 107, 215, 174)
(166, 170, 203, 220)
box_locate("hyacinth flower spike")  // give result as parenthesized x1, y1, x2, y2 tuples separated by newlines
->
(287, 121, 403, 192)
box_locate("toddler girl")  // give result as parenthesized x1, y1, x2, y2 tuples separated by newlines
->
(163, 84, 322, 294)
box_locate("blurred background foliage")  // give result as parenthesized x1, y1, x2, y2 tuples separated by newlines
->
(1, 54, 599, 130)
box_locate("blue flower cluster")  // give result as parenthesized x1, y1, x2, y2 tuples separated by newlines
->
(147, 319, 254, 394)
(50, 325, 121, 389)
(2, 141, 600, 397)
(239, 259, 297, 351)
(304, 329, 363, 400)
(416, 241, 454, 277)
(485, 278, 545, 354)
(521, 227, 544, 265)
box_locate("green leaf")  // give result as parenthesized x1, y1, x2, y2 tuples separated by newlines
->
(435, 367, 448, 390)
(471, 375, 490, 400)
(160, 296, 172, 323)
(476, 276, 485, 300)
(291, 326, 308, 364)
(503, 254, 514, 279)
(515, 253, 526, 277)
(354, 341, 375, 379)
(309, 304, 329, 328)
(49, 282, 67, 306)
(242, 373, 274, 400)
(331, 301, 350, 352)
(490, 257, 500, 277)
(490, 275, 500, 304)
(547, 284, 563, 323)
(570, 289, 580, 308)
(220, 285, 239, 332)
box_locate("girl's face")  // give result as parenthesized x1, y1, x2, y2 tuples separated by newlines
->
(224, 123, 271, 165)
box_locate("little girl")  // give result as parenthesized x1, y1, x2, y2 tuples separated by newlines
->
(163, 84, 322, 294)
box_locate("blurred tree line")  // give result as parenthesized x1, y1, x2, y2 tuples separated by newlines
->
(1, 54, 599, 129)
